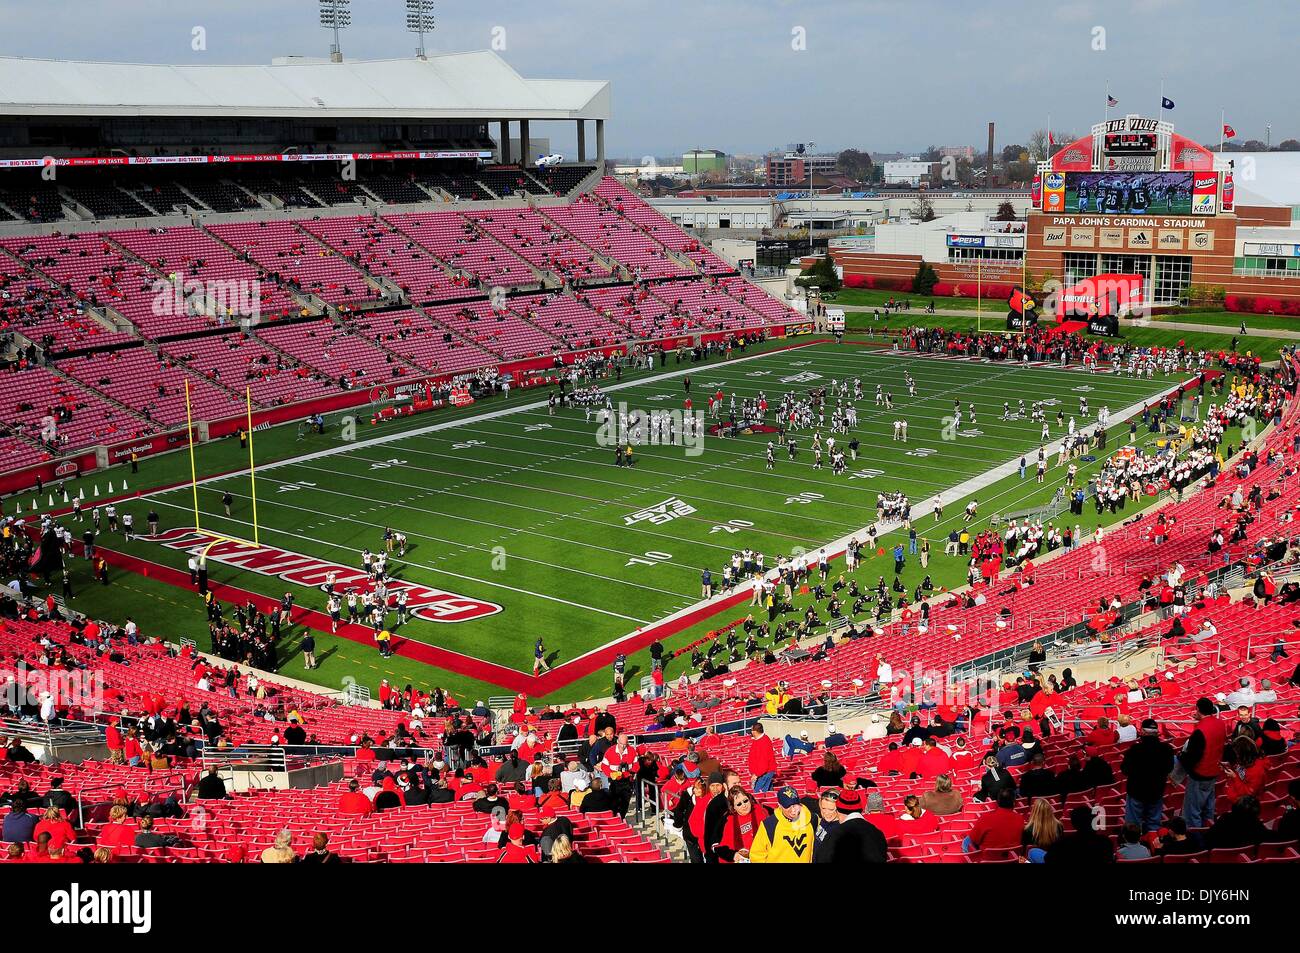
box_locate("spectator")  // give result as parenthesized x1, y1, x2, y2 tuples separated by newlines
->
(1224, 737, 1267, 804)
(1116, 823, 1152, 860)
(2, 798, 37, 844)
(260, 828, 297, 864)
(1178, 697, 1227, 830)
(714, 785, 767, 863)
(579, 774, 615, 814)
(1157, 817, 1204, 856)
(815, 789, 888, 864)
(549, 834, 586, 864)
(1018, 753, 1057, 800)
(976, 754, 1016, 802)
(134, 816, 175, 850)
(33, 806, 76, 851)
(336, 779, 374, 816)
(196, 767, 229, 800)
(1044, 806, 1115, 863)
(301, 832, 340, 864)
(96, 805, 136, 851)
(920, 774, 964, 816)
(1022, 798, 1064, 863)
(747, 722, 777, 793)
(964, 788, 1023, 852)
(497, 822, 539, 863)
(1120, 718, 1175, 832)
(1206, 795, 1269, 850)
(750, 786, 815, 864)
(811, 751, 847, 789)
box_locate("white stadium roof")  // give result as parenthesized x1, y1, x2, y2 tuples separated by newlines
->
(0, 51, 610, 121)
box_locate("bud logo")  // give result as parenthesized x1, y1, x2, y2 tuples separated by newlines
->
(50, 884, 151, 933)
(147, 528, 502, 623)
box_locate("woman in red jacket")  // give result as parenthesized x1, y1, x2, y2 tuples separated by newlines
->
(96, 806, 137, 851)
(1225, 737, 1268, 804)
(33, 807, 77, 852)
(713, 786, 768, 863)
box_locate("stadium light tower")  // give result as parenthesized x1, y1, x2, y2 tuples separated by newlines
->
(405, 0, 436, 60)
(319, 0, 352, 63)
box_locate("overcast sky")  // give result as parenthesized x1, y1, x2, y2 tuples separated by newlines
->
(2, 0, 1294, 159)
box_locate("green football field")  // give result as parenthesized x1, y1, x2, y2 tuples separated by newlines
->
(84, 339, 1189, 699)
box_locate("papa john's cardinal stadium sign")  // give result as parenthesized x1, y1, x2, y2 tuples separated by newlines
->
(148, 528, 502, 623)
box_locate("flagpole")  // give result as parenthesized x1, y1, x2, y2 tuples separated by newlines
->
(1159, 79, 1164, 119)
(1220, 108, 1225, 152)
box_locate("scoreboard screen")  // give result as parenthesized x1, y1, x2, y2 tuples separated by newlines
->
(1104, 132, 1158, 154)
(1064, 171, 1193, 215)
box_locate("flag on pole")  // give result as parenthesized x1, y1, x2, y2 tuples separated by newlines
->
(1222, 123, 1236, 139)
(1048, 130, 1055, 145)
(1107, 95, 1119, 107)
(1161, 97, 1175, 110)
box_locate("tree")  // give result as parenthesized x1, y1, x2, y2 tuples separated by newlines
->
(795, 254, 841, 292)
(1001, 144, 1028, 165)
(1278, 139, 1300, 151)
(995, 201, 1017, 221)
(910, 194, 935, 222)
(912, 262, 939, 296)
(1005, 160, 1034, 185)
(836, 148, 874, 181)
(1028, 129, 1049, 161)
(922, 145, 942, 162)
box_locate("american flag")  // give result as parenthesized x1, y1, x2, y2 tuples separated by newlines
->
(1107, 95, 1119, 107)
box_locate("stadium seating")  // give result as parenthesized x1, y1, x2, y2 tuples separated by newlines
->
(299, 216, 471, 304)
(0, 253, 136, 353)
(342, 308, 499, 376)
(542, 195, 692, 280)
(383, 210, 537, 289)
(1, 364, 152, 452)
(471, 208, 613, 284)
(158, 331, 337, 407)
(422, 297, 560, 360)
(257, 318, 418, 390)
(110, 226, 302, 331)
(473, 166, 548, 199)
(207, 221, 382, 308)
(594, 178, 734, 274)
(507, 290, 629, 350)
(56, 346, 245, 426)
(533, 165, 597, 196)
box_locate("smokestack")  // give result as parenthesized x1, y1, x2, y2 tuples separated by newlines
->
(987, 122, 995, 185)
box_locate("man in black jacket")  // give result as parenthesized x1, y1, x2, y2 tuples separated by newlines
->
(1044, 806, 1116, 863)
(1120, 718, 1175, 832)
(196, 767, 229, 800)
(702, 770, 740, 862)
(1018, 753, 1058, 800)
(814, 789, 888, 863)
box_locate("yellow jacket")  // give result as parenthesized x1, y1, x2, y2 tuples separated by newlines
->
(750, 805, 815, 863)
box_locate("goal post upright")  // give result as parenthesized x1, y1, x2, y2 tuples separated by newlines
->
(246, 386, 260, 547)
(184, 379, 202, 533)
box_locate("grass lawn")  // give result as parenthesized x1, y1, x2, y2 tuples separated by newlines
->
(45, 338, 1220, 705)
(1152, 311, 1300, 333)
(828, 287, 979, 311)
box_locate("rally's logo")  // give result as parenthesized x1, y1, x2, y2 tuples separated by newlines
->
(147, 528, 502, 623)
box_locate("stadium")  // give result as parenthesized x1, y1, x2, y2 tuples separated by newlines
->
(0, 3, 1296, 902)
